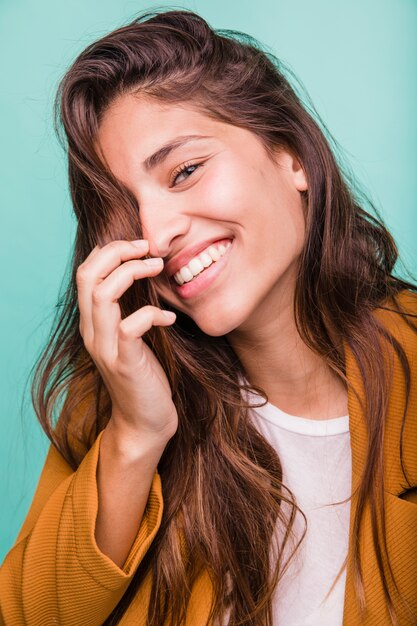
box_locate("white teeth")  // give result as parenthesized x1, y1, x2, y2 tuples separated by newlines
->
(179, 267, 194, 283)
(188, 257, 205, 275)
(200, 252, 213, 268)
(207, 246, 220, 261)
(173, 239, 232, 286)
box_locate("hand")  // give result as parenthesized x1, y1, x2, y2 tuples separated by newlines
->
(76, 239, 178, 447)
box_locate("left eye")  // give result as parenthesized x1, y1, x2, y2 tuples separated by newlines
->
(171, 162, 201, 186)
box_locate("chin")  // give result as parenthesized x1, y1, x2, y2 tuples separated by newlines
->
(192, 305, 251, 338)
(188, 317, 229, 337)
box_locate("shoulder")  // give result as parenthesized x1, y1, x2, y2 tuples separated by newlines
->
(373, 289, 417, 395)
(344, 289, 417, 494)
(374, 289, 417, 492)
(374, 288, 417, 345)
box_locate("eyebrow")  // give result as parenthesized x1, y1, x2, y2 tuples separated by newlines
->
(143, 135, 214, 171)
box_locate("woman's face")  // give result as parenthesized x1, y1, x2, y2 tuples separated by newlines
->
(97, 95, 308, 336)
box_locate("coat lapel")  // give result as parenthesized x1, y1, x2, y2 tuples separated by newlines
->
(342, 340, 377, 625)
(342, 295, 417, 625)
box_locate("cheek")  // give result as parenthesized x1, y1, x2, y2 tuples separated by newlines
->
(241, 181, 305, 258)
(262, 171, 306, 253)
(285, 194, 306, 254)
(195, 161, 249, 220)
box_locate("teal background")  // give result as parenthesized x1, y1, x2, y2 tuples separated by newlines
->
(1, 0, 416, 561)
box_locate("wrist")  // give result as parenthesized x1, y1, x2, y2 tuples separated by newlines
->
(102, 419, 171, 465)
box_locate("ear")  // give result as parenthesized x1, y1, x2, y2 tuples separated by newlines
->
(289, 152, 308, 192)
(278, 149, 308, 192)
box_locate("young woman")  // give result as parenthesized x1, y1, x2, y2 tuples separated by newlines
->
(1, 8, 416, 626)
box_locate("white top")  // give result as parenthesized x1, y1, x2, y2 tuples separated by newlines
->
(221, 388, 352, 626)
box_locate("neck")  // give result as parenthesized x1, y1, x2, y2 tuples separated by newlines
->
(227, 281, 347, 420)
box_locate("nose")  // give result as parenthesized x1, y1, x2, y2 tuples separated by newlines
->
(139, 197, 192, 259)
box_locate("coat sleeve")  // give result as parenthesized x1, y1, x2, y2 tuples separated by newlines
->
(0, 429, 163, 626)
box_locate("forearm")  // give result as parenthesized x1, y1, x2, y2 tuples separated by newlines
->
(0, 431, 164, 626)
(96, 421, 169, 569)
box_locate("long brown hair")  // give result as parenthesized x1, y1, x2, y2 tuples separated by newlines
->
(31, 8, 416, 625)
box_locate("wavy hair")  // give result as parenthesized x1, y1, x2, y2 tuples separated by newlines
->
(31, 8, 417, 625)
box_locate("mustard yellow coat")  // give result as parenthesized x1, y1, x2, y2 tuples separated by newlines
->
(1, 291, 417, 625)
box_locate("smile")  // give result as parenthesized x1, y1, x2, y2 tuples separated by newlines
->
(171, 238, 233, 299)
(173, 239, 232, 285)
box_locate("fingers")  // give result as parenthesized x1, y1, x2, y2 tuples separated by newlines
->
(91, 258, 165, 362)
(93, 258, 163, 303)
(76, 239, 149, 347)
(75, 240, 178, 439)
(117, 306, 176, 368)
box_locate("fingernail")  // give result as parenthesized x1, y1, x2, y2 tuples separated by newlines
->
(131, 239, 148, 248)
(143, 257, 163, 266)
(162, 310, 176, 321)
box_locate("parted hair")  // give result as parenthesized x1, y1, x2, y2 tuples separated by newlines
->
(31, 8, 417, 625)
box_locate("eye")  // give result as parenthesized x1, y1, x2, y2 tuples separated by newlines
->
(170, 161, 203, 187)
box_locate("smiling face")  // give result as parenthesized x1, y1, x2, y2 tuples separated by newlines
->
(97, 94, 308, 336)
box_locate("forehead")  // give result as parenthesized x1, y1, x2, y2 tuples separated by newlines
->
(96, 94, 266, 180)
(98, 96, 221, 157)
(100, 94, 218, 134)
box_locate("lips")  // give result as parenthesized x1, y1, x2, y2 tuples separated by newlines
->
(164, 236, 234, 278)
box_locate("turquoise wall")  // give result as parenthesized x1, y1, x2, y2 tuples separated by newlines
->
(1, 0, 416, 561)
